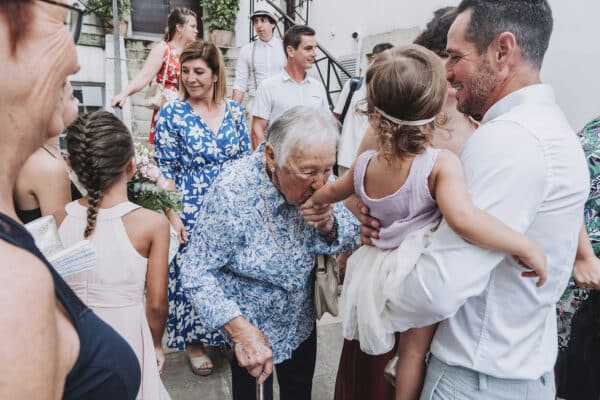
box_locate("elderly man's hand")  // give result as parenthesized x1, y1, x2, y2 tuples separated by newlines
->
(343, 195, 380, 245)
(224, 317, 273, 384)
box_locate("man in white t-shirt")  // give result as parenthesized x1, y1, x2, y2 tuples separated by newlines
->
(232, 10, 286, 121)
(251, 25, 329, 149)
(333, 42, 393, 175)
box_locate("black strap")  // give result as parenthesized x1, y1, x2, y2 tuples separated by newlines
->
(339, 77, 363, 125)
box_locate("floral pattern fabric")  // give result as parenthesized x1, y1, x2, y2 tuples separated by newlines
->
(556, 116, 600, 352)
(154, 98, 250, 349)
(179, 145, 360, 363)
(149, 41, 181, 144)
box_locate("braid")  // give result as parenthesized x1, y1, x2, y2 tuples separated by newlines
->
(84, 189, 103, 238)
(65, 111, 135, 238)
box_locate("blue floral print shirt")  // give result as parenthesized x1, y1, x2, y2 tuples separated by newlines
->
(180, 145, 360, 363)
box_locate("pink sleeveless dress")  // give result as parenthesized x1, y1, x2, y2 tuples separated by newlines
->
(335, 148, 442, 400)
(59, 201, 170, 400)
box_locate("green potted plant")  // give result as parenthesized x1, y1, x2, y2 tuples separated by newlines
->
(200, 0, 240, 46)
(86, 0, 132, 36)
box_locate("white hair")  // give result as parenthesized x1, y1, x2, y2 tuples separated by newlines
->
(266, 106, 339, 166)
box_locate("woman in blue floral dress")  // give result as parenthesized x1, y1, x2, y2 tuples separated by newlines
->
(154, 40, 250, 375)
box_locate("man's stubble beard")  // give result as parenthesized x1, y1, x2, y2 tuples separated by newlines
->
(457, 58, 498, 121)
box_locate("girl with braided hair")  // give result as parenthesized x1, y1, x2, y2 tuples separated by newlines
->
(304, 45, 547, 400)
(56, 111, 172, 400)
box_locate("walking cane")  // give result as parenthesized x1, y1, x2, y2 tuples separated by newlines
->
(256, 380, 264, 400)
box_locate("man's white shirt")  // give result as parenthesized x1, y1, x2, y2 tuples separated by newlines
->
(385, 84, 589, 379)
(233, 37, 286, 98)
(253, 69, 329, 125)
(333, 79, 368, 169)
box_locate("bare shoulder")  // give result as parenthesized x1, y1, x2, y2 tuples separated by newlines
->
(431, 149, 462, 176)
(128, 208, 170, 234)
(0, 240, 54, 304)
(429, 150, 463, 196)
(152, 40, 168, 52)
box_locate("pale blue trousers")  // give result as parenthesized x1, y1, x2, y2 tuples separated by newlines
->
(420, 355, 555, 400)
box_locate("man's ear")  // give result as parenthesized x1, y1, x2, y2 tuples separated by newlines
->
(493, 31, 517, 68)
(286, 45, 294, 59)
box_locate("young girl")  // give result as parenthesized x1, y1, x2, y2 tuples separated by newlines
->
(57, 111, 171, 400)
(306, 45, 547, 400)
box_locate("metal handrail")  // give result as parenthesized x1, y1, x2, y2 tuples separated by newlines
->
(248, 0, 353, 108)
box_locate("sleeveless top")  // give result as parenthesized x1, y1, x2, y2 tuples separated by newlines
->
(0, 213, 141, 399)
(155, 41, 181, 96)
(60, 201, 171, 399)
(16, 207, 42, 224)
(354, 148, 442, 249)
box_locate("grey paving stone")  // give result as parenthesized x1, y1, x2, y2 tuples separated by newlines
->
(162, 321, 343, 400)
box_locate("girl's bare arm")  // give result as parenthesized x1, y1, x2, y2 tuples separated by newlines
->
(432, 151, 547, 286)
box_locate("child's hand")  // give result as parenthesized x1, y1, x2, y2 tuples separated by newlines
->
(514, 241, 547, 287)
(301, 196, 316, 211)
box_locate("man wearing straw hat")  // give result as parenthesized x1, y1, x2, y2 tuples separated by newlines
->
(232, 10, 286, 126)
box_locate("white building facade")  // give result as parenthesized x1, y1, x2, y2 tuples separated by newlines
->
(235, 0, 600, 131)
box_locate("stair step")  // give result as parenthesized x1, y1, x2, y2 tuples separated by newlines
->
(123, 36, 244, 140)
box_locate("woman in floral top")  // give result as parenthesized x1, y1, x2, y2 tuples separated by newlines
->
(154, 40, 250, 376)
(557, 115, 600, 352)
(180, 106, 359, 400)
(111, 8, 197, 144)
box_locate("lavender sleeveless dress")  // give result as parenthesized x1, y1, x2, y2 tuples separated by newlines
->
(354, 148, 441, 249)
(335, 148, 442, 400)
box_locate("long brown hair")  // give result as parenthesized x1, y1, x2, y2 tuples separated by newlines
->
(66, 111, 134, 238)
(365, 45, 447, 162)
(164, 7, 196, 42)
(178, 39, 227, 103)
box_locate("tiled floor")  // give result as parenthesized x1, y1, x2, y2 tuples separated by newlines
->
(162, 315, 343, 400)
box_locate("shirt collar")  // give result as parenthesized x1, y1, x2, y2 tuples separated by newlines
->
(257, 36, 277, 47)
(481, 84, 555, 124)
(281, 69, 309, 85)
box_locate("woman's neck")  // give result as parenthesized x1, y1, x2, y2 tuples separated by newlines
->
(84, 177, 129, 209)
(0, 141, 34, 218)
(170, 34, 187, 51)
(44, 136, 60, 149)
(188, 96, 218, 112)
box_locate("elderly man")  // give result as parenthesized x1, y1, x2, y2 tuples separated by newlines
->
(333, 42, 392, 176)
(232, 10, 286, 119)
(251, 25, 329, 149)
(356, 1, 589, 399)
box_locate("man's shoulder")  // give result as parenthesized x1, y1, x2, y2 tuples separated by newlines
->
(239, 41, 254, 56)
(260, 73, 285, 88)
